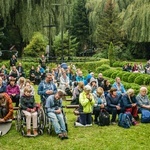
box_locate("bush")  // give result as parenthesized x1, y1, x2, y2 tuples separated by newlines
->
(96, 64, 110, 72)
(134, 75, 145, 85)
(103, 69, 116, 78)
(116, 72, 125, 80)
(128, 73, 141, 83)
(122, 72, 132, 82)
(111, 70, 121, 79)
(112, 61, 127, 67)
(24, 32, 48, 57)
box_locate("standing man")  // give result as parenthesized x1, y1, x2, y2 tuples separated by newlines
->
(39, 54, 47, 70)
(10, 55, 17, 67)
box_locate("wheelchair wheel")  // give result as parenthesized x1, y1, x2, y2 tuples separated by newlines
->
(38, 108, 45, 131)
(15, 110, 22, 132)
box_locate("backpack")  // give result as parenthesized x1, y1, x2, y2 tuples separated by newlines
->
(141, 109, 150, 123)
(98, 109, 110, 126)
(118, 113, 132, 128)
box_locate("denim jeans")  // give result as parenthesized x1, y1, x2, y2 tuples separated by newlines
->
(47, 112, 66, 134)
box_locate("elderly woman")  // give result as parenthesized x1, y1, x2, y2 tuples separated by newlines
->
(106, 87, 122, 125)
(74, 85, 95, 126)
(136, 87, 150, 123)
(136, 87, 150, 112)
(93, 87, 107, 124)
(122, 89, 138, 120)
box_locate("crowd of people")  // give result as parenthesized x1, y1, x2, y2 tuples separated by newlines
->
(122, 60, 150, 74)
(1, 54, 150, 139)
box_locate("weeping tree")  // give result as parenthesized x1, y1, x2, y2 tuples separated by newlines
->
(0, 0, 76, 56)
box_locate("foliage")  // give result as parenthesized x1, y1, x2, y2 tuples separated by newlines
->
(52, 31, 78, 57)
(70, 0, 89, 54)
(108, 42, 115, 67)
(23, 32, 48, 57)
(95, 0, 124, 51)
(128, 73, 141, 83)
(112, 61, 127, 67)
(96, 64, 110, 72)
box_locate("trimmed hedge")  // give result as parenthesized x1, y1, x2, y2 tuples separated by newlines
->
(96, 64, 110, 72)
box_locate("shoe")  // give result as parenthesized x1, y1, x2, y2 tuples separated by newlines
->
(58, 133, 65, 140)
(33, 129, 38, 136)
(132, 121, 139, 126)
(111, 122, 116, 125)
(63, 132, 68, 139)
(27, 129, 31, 136)
(134, 116, 139, 121)
(74, 122, 85, 127)
(85, 124, 92, 127)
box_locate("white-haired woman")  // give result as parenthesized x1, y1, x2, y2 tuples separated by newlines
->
(136, 87, 150, 123)
(122, 88, 138, 120)
(136, 87, 150, 111)
(75, 85, 95, 126)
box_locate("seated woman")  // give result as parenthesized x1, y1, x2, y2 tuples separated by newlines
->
(6, 77, 20, 107)
(75, 85, 95, 126)
(45, 91, 68, 140)
(59, 71, 70, 92)
(136, 87, 150, 112)
(24, 79, 34, 96)
(29, 66, 36, 84)
(17, 77, 26, 97)
(106, 88, 122, 125)
(93, 87, 107, 124)
(20, 87, 38, 136)
(71, 81, 84, 105)
(122, 89, 139, 120)
(0, 93, 13, 123)
(102, 79, 111, 97)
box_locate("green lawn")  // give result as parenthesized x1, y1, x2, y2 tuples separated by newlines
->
(1, 86, 150, 150)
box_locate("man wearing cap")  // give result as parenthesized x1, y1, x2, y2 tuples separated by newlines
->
(0, 93, 13, 122)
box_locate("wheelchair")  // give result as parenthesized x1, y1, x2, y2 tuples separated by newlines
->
(44, 106, 68, 135)
(15, 104, 45, 136)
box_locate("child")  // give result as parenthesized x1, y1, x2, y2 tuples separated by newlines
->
(20, 87, 38, 136)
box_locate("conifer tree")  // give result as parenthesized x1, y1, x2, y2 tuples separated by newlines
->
(70, 0, 89, 55)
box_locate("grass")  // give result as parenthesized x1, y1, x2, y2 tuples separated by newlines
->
(1, 86, 150, 150)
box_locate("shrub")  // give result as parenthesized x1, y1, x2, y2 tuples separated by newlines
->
(24, 32, 48, 57)
(111, 70, 121, 79)
(144, 75, 150, 85)
(96, 64, 110, 72)
(112, 61, 127, 67)
(134, 75, 145, 85)
(122, 72, 132, 82)
(116, 72, 125, 80)
(128, 73, 141, 83)
(103, 69, 115, 78)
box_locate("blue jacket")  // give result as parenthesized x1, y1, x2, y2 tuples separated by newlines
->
(122, 94, 137, 108)
(38, 80, 57, 102)
(0, 82, 7, 93)
(106, 93, 122, 108)
(112, 82, 126, 95)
